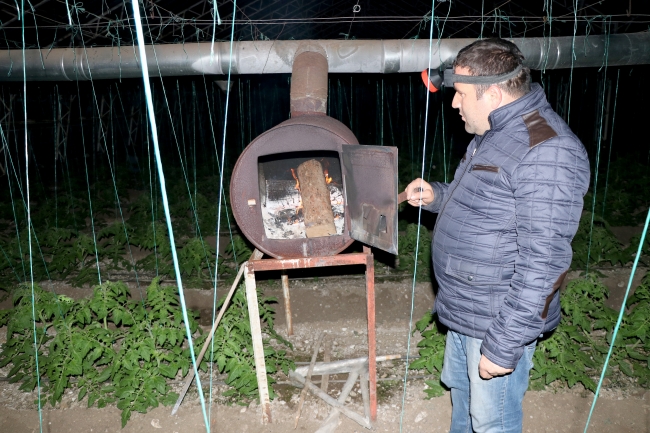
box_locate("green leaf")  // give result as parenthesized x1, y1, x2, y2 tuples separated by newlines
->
(618, 360, 635, 377)
(121, 408, 131, 428)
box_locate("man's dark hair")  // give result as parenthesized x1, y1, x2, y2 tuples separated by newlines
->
(453, 38, 531, 100)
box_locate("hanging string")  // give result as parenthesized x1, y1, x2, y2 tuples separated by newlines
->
(71, 4, 146, 301)
(381, 79, 384, 145)
(64, 0, 72, 26)
(478, 0, 485, 39)
(74, 77, 102, 286)
(145, 113, 159, 275)
(542, 0, 553, 73)
(601, 69, 620, 218)
(399, 0, 439, 431)
(584, 208, 650, 432)
(53, 89, 58, 228)
(0, 244, 21, 282)
(427, 112, 440, 181)
(441, 90, 447, 183)
(3, 119, 60, 292)
(567, 0, 578, 123)
(128, 1, 211, 431)
(21, 0, 43, 430)
(194, 49, 240, 280)
(585, 17, 610, 274)
(205, 2, 238, 422)
(0, 121, 26, 280)
(141, 14, 216, 285)
(209, 0, 222, 62)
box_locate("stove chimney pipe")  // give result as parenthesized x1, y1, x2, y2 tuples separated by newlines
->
(290, 44, 328, 117)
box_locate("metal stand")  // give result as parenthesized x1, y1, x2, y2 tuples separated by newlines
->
(244, 246, 377, 424)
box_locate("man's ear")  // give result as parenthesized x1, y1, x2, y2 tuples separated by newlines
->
(486, 85, 503, 109)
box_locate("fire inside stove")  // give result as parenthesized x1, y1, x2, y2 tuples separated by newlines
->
(258, 151, 345, 240)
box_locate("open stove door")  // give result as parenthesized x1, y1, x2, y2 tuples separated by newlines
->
(341, 145, 399, 255)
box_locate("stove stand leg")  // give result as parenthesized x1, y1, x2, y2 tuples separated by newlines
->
(281, 273, 293, 335)
(244, 264, 272, 424)
(363, 246, 377, 422)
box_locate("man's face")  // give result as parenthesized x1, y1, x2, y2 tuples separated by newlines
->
(451, 66, 494, 136)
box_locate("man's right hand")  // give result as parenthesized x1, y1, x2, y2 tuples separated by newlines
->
(405, 178, 434, 207)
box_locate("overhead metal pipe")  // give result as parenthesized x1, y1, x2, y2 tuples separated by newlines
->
(1, 32, 649, 81)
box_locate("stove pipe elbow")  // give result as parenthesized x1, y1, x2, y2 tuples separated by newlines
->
(290, 45, 328, 117)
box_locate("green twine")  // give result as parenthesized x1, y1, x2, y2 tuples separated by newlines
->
(399, 1, 437, 431)
(542, 0, 553, 73)
(585, 18, 611, 274)
(478, 0, 485, 39)
(584, 208, 650, 433)
(145, 118, 159, 275)
(381, 79, 384, 146)
(64, 0, 72, 25)
(601, 70, 620, 218)
(129, 1, 210, 432)
(208, 4, 238, 422)
(567, 0, 578, 123)
(21, 0, 43, 430)
(74, 73, 102, 286)
(71, 4, 146, 301)
(441, 90, 447, 183)
(0, 121, 26, 279)
(142, 24, 216, 284)
(0, 243, 20, 282)
(427, 112, 440, 181)
(53, 90, 58, 229)
(209, 0, 222, 62)
(196, 63, 239, 271)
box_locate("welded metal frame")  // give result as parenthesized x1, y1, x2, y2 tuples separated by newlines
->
(244, 247, 378, 424)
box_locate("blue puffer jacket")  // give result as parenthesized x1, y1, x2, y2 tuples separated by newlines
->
(423, 83, 590, 369)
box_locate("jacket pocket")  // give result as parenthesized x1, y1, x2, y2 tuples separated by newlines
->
(471, 164, 500, 173)
(445, 254, 504, 286)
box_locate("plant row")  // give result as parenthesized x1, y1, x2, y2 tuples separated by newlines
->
(411, 272, 650, 398)
(0, 278, 293, 427)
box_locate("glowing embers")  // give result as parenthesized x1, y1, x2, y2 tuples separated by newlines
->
(258, 151, 344, 240)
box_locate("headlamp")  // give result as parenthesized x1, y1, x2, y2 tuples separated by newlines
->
(421, 65, 523, 93)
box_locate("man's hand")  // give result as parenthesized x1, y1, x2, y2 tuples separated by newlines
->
(405, 178, 434, 207)
(479, 355, 513, 380)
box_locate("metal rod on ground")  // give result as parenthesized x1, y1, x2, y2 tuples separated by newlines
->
(294, 354, 403, 376)
(320, 337, 331, 392)
(295, 331, 326, 429)
(360, 369, 370, 421)
(315, 369, 361, 433)
(171, 249, 263, 416)
(290, 370, 372, 429)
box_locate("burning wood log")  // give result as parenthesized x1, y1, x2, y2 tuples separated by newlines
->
(296, 159, 336, 238)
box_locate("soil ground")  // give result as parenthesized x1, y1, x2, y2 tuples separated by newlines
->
(0, 264, 648, 433)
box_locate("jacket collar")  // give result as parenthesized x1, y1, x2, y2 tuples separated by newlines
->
(487, 83, 549, 132)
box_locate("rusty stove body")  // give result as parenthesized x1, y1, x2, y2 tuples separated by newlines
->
(230, 114, 399, 258)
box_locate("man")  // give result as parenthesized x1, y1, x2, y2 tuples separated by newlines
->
(405, 38, 590, 432)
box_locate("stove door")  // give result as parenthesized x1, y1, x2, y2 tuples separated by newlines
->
(341, 145, 398, 255)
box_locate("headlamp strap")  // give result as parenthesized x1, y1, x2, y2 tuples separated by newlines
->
(443, 64, 523, 87)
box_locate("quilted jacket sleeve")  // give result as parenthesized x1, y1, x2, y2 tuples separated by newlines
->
(422, 181, 449, 214)
(480, 135, 590, 369)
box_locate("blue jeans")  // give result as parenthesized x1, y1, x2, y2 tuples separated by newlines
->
(440, 330, 536, 433)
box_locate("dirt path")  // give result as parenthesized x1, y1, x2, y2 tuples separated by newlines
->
(0, 386, 647, 432)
